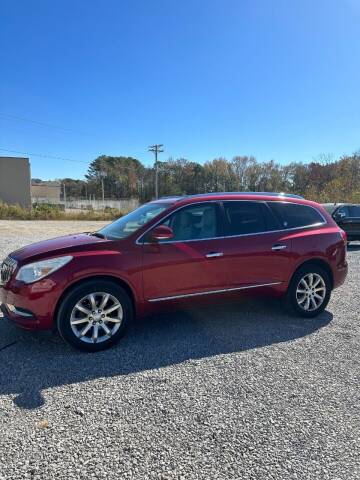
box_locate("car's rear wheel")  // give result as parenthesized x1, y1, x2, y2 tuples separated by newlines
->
(287, 265, 331, 318)
(57, 280, 133, 352)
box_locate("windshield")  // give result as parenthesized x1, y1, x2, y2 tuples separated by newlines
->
(97, 202, 171, 240)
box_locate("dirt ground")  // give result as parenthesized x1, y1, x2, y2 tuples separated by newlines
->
(0, 219, 109, 239)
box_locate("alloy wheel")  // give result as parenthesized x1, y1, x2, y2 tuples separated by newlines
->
(70, 292, 123, 344)
(296, 273, 326, 312)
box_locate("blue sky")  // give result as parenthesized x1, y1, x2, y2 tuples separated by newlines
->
(1, 0, 360, 179)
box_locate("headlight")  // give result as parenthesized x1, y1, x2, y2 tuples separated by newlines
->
(16, 256, 73, 284)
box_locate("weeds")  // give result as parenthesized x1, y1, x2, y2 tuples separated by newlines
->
(0, 202, 123, 221)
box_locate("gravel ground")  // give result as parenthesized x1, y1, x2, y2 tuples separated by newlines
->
(0, 220, 359, 480)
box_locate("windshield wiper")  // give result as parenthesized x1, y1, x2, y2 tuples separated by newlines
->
(89, 232, 107, 239)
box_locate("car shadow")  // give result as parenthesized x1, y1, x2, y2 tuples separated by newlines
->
(0, 298, 333, 410)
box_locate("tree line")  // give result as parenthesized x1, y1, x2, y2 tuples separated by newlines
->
(60, 152, 360, 203)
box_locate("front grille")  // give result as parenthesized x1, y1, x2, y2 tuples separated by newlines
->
(0, 256, 17, 286)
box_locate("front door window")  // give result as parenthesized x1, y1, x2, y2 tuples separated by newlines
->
(160, 203, 219, 242)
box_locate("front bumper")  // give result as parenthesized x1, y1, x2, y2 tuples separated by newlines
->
(0, 278, 58, 330)
(0, 302, 42, 330)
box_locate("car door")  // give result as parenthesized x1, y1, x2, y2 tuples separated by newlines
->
(347, 205, 360, 238)
(335, 205, 360, 239)
(333, 205, 350, 231)
(219, 201, 294, 289)
(140, 202, 229, 302)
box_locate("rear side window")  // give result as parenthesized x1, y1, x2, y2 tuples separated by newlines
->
(223, 201, 278, 235)
(348, 205, 360, 217)
(268, 202, 325, 229)
(336, 206, 349, 217)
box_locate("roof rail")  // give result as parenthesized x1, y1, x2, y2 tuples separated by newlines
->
(186, 192, 304, 199)
(158, 195, 182, 199)
(157, 195, 184, 201)
(157, 192, 304, 202)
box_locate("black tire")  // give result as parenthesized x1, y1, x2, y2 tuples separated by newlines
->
(286, 264, 331, 318)
(57, 279, 133, 352)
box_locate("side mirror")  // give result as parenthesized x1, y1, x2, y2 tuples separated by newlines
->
(150, 225, 174, 242)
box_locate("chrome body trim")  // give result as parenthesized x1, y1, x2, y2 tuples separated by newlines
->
(6, 304, 34, 317)
(136, 199, 328, 246)
(148, 282, 283, 303)
(271, 244, 287, 251)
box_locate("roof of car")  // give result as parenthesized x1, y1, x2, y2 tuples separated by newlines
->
(322, 202, 359, 207)
(322, 202, 359, 212)
(154, 192, 304, 203)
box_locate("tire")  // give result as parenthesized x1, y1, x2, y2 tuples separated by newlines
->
(57, 279, 133, 352)
(286, 264, 331, 318)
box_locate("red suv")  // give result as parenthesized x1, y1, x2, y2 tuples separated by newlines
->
(0, 192, 348, 352)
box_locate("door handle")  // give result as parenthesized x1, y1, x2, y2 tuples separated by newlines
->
(206, 252, 224, 258)
(272, 244, 287, 251)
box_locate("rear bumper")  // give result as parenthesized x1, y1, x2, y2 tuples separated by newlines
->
(342, 225, 360, 240)
(332, 262, 348, 289)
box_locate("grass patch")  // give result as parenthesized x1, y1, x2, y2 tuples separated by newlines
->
(0, 202, 124, 221)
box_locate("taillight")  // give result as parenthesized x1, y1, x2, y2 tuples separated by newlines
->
(340, 229, 347, 244)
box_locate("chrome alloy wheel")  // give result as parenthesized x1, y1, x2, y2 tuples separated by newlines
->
(70, 292, 123, 344)
(296, 273, 326, 312)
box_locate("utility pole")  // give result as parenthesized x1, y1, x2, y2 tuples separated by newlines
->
(100, 171, 107, 209)
(63, 183, 67, 210)
(140, 175, 144, 201)
(148, 144, 164, 199)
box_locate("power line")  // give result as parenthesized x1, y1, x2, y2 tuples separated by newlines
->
(0, 148, 89, 164)
(0, 147, 154, 172)
(1, 113, 158, 175)
(0, 112, 89, 135)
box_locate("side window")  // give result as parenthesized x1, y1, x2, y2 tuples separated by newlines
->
(348, 205, 360, 217)
(268, 202, 325, 229)
(223, 201, 277, 235)
(160, 203, 219, 241)
(335, 206, 349, 217)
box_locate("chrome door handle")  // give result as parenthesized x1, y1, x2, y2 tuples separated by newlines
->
(272, 244, 287, 251)
(206, 252, 224, 258)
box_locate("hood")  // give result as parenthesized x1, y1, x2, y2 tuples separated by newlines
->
(11, 233, 108, 263)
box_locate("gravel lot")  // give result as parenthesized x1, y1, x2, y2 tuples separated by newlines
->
(0, 220, 359, 480)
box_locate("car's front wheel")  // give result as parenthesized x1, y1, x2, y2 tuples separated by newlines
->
(57, 279, 133, 352)
(287, 265, 331, 318)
